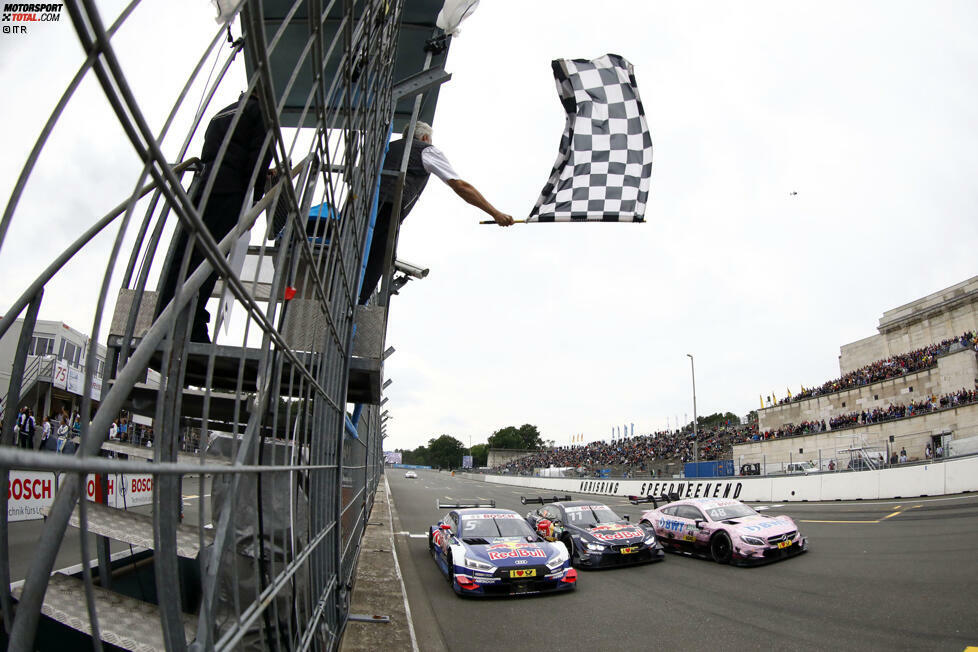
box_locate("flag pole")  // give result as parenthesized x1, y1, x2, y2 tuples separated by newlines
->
(480, 219, 528, 224)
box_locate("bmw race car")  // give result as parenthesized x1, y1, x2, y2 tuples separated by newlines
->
(522, 496, 664, 568)
(428, 501, 576, 596)
(633, 495, 808, 566)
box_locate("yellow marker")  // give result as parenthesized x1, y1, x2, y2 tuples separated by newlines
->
(881, 511, 902, 520)
(799, 519, 880, 524)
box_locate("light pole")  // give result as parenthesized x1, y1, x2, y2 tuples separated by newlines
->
(687, 354, 698, 464)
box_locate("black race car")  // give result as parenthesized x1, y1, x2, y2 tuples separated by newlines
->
(522, 496, 664, 568)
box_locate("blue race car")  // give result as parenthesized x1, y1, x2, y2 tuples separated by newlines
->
(428, 502, 577, 597)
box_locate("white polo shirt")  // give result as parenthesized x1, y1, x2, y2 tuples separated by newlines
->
(421, 145, 460, 183)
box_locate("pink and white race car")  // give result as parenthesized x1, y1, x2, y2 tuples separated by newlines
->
(635, 496, 808, 566)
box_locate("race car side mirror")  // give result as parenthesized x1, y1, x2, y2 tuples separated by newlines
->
(694, 520, 705, 529)
(439, 524, 451, 530)
(622, 515, 630, 521)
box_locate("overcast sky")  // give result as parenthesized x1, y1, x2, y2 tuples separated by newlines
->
(2, 1, 977, 452)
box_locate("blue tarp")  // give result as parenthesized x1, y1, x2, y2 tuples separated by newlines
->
(684, 460, 735, 478)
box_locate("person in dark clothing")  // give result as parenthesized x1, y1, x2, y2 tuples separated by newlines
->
(157, 92, 275, 343)
(358, 121, 513, 304)
(17, 408, 35, 449)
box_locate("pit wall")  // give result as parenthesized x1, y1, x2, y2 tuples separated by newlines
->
(474, 454, 978, 502)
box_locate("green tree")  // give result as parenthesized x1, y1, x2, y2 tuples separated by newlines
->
(487, 424, 543, 450)
(426, 434, 466, 469)
(697, 412, 740, 430)
(470, 443, 488, 467)
(401, 446, 428, 466)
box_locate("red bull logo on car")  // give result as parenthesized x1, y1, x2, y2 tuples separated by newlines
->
(589, 524, 644, 541)
(486, 542, 547, 561)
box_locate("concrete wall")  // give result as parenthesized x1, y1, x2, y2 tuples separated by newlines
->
(758, 348, 978, 432)
(482, 454, 978, 502)
(737, 403, 978, 467)
(839, 276, 978, 374)
(487, 449, 538, 468)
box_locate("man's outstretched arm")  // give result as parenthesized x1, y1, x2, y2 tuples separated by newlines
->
(446, 179, 514, 226)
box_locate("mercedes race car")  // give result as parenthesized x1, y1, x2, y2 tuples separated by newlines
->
(404, 470, 418, 479)
(428, 501, 576, 596)
(522, 496, 664, 568)
(633, 495, 808, 566)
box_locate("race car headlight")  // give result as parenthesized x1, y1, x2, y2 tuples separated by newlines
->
(740, 535, 765, 546)
(546, 547, 569, 569)
(463, 556, 495, 572)
(644, 536, 657, 546)
(585, 543, 606, 552)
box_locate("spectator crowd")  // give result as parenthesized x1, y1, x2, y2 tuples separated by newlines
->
(493, 422, 758, 476)
(494, 331, 978, 476)
(774, 331, 978, 406)
(744, 386, 978, 442)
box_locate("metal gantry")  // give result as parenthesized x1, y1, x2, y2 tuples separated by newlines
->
(0, 0, 447, 649)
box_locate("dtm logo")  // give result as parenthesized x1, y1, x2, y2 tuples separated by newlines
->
(486, 542, 547, 561)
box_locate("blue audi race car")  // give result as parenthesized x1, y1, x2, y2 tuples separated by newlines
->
(428, 503, 577, 597)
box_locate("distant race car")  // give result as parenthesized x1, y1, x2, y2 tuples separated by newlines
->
(404, 470, 418, 479)
(429, 502, 576, 596)
(522, 496, 664, 568)
(634, 496, 808, 566)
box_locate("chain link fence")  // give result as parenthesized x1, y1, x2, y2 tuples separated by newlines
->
(0, 0, 409, 648)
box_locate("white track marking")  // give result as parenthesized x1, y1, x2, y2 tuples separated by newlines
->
(385, 481, 419, 652)
(765, 495, 978, 508)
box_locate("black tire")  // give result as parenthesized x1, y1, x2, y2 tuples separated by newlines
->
(446, 552, 456, 586)
(562, 535, 575, 567)
(710, 532, 732, 564)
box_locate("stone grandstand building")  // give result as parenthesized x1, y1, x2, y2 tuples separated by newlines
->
(839, 276, 978, 374)
(735, 277, 978, 469)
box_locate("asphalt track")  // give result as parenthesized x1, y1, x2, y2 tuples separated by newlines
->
(388, 470, 978, 651)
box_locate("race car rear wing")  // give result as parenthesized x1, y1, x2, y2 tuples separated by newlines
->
(520, 495, 573, 505)
(436, 499, 496, 509)
(628, 492, 680, 507)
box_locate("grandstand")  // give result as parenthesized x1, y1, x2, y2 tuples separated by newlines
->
(491, 422, 756, 478)
(739, 279, 978, 469)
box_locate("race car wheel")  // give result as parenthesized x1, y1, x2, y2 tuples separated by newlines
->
(446, 552, 457, 586)
(561, 535, 575, 567)
(710, 532, 732, 564)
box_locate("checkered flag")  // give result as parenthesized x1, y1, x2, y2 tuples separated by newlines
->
(529, 54, 652, 223)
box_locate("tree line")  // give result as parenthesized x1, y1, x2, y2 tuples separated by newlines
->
(393, 424, 543, 469)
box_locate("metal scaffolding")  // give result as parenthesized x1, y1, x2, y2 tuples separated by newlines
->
(0, 0, 449, 649)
